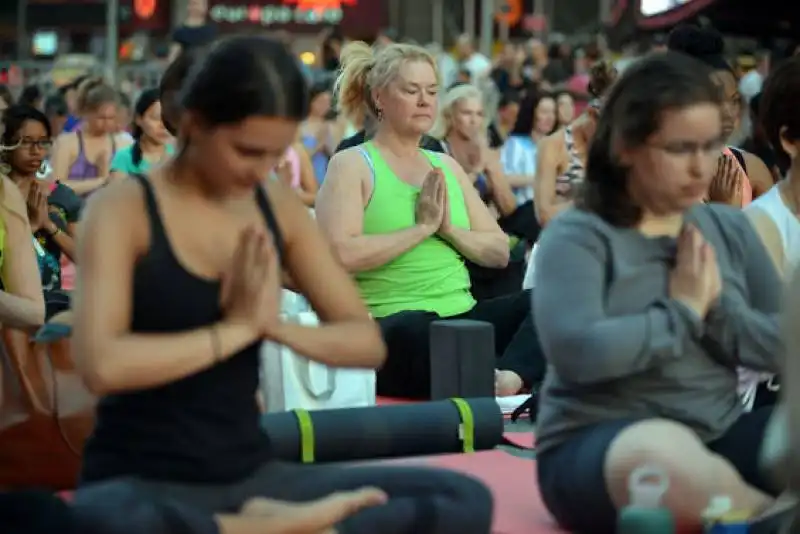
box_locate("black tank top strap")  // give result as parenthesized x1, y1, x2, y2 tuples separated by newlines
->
(129, 173, 168, 250)
(729, 146, 748, 174)
(76, 130, 85, 153)
(254, 184, 285, 261)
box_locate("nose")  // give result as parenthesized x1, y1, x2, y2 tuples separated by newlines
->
(416, 92, 432, 108)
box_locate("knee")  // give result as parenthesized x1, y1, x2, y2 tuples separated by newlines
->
(604, 419, 714, 502)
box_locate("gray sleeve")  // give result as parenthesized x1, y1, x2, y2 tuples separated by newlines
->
(71, 481, 220, 534)
(703, 209, 783, 373)
(533, 215, 702, 385)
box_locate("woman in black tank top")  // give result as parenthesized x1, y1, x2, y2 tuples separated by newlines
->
(71, 36, 492, 534)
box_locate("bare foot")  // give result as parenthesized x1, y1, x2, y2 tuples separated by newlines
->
(240, 488, 388, 533)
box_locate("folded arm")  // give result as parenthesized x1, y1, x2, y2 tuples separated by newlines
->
(703, 209, 783, 373)
(440, 154, 509, 268)
(534, 215, 698, 385)
(316, 150, 431, 273)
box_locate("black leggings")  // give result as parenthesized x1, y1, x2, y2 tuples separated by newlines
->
(537, 407, 779, 534)
(72, 461, 494, 534)
(376, 290, 545, 399)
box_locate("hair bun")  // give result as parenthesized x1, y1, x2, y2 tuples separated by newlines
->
(588, 61, 617, 98)
(667, 25, 724, 57)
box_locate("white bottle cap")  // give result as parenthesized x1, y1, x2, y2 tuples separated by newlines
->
(628, 465, 669, 508)
(703, 496, 733, 519)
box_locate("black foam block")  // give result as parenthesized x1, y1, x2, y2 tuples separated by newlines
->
(262, 398, 504, 463)
(429, 320, 495, 400)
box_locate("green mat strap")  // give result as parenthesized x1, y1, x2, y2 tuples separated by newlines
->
(294, 409, 315, 463)
(450, 397, 476, 453)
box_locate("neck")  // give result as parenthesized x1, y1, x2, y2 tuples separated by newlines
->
(372, 127, 421, 158)
(531, 130, 545, 143)
(8, 171, 35, 192)
(139, 136, 164, 157)
(784, 162, 800, 199)
(637, 211, 685, 237)
(167, 156, 247, 205)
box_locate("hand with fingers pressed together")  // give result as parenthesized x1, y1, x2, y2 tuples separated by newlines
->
(220, 224, 282, 339)
(670, 224, 722, 318)
(415, 168, 446, 235)
(706, 153, 744, 207)
(27, 181, 51, 233)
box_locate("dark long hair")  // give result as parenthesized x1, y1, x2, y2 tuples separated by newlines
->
(130, 89, 160, 167)
(579, 52, 722, 226)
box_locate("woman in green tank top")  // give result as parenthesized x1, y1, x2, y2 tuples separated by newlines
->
(316, 40, 547, 400)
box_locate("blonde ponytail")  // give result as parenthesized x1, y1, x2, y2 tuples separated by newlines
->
(334, 41, 375, 123)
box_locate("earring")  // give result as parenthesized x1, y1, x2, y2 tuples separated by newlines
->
(376, 108, 384, 122)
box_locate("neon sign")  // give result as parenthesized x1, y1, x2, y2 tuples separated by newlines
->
(210, 0, 357, 26)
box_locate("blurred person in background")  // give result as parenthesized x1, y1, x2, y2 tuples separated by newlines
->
(60, 75, 88, 133)
(169, 0, 216, 61)
(275, 141, 318, 207)
(116, 91, 135, 143)
(742, 92, 782, 182)
(454, 34, 492, 83)
(110, 89, 172, 179)
(554, 91, 575, 129)
(739, 49, 770, 140)
(533, 61, 616, 227)
(491, 42, 533, 96)
(488, 92, 521, 149)
(50, 78, 130, 196)
(44, 93, 70, 138)
(18, 85, 43, 111)
(300, 83, 335, 184)
(501, 91, 557, 204)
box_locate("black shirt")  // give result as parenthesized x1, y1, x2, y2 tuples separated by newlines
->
(80, 175, 281, 484)
(172, 24, 216, 51)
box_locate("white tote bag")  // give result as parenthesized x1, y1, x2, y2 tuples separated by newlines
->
(259, 291, 376, 413)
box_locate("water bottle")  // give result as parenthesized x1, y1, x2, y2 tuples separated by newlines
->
(617, 465, 676, 534)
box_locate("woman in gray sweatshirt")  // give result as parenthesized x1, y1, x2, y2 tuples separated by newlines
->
(533, 52, 784, 533)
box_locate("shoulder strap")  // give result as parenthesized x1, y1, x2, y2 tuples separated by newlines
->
(255, 186, 285, 262)
(129, 174, 167, 248)
(75, 131, 85, 154)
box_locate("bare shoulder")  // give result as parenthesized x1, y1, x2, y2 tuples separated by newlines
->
(1, 175, 27, 219)
(82, 177, 147, 226)
(327, 147, 371, 177)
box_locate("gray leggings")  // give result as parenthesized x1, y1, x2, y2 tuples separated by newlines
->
(72, 460, 494, 534)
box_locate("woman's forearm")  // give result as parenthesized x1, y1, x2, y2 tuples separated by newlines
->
(76, 321, 259, 394)
(63, 178, 106, 196)
(440, 227, 509, 268)
(296, 189, 316, 207)
(269, 319, 386, 368)
(0, 290, 45, 328)
(50, 228, 77, 261)
(333, 225, 432, 272)
(505, 173, 535, 188)
(535, 200, 570, 226)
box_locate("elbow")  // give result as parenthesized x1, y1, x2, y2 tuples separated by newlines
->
(545, 333, 605, 385)
(74, 339, 120, 395)
(366, 320, 387, 369)
(330, 238, 366, 273)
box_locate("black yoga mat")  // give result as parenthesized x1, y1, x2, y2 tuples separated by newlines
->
(262, 397, 505, 463)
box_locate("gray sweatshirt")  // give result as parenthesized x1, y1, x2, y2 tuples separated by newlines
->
(533, 203, 783, 454)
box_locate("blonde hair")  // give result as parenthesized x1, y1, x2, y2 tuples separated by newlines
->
(334, 41, 439, 123)
(429, 84, 485, 139)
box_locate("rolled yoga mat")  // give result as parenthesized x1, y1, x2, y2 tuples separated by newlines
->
(262, 397, 505, 463)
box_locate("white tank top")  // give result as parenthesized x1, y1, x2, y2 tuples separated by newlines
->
(748, 185, 800, 274)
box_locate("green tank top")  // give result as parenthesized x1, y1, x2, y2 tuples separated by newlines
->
(356, 142, 475, 318)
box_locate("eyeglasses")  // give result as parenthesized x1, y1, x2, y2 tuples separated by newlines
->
(17, 138, 53, 151)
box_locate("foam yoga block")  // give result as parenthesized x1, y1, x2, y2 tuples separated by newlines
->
(429, 320, 495, 400)
(262, 398, 505, 463)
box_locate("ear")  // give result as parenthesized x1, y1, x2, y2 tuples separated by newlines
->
(779, 125, 799, 161)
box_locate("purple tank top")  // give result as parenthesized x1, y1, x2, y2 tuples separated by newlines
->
(68, 131, 116, 181)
